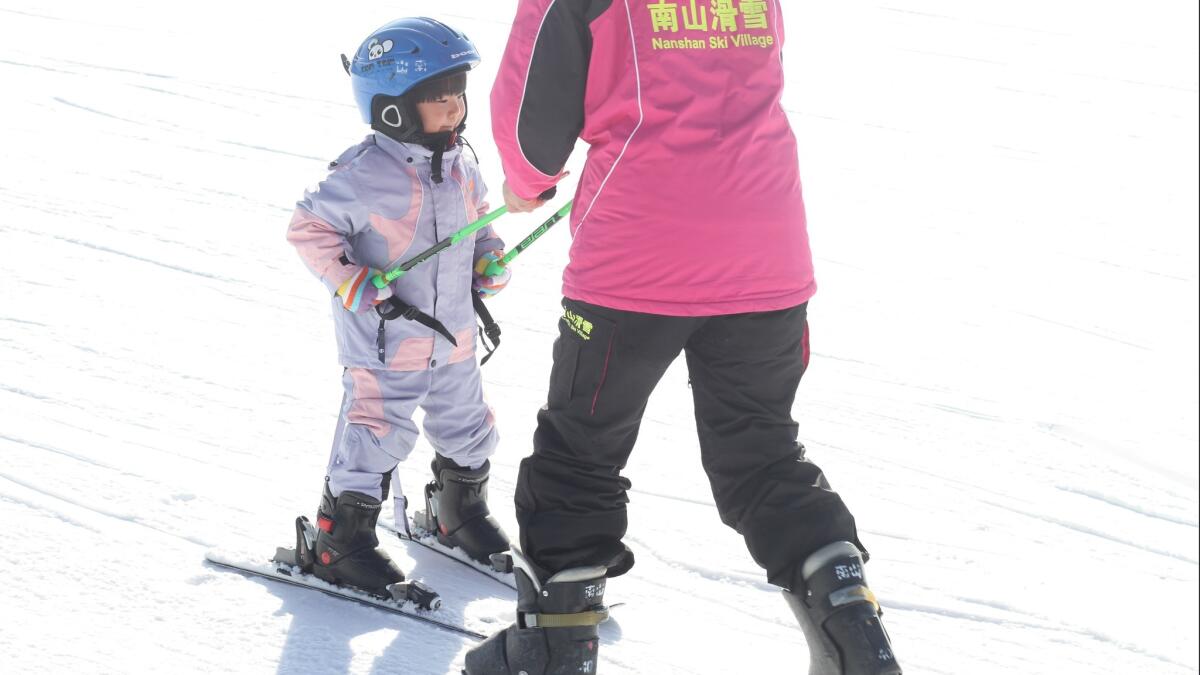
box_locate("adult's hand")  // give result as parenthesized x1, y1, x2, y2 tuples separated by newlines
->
(502, 181, 547, 213)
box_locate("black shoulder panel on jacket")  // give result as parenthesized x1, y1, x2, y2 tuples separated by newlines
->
(584, 0, 614, 22)
(517, 0, 614, 176)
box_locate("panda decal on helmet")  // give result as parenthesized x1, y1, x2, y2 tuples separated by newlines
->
(367, 38, 393, 60)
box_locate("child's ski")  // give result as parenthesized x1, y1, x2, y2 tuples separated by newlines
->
(204, 550, 486, 641)
(379, 516, 518, 592)
(378, 519, 627, 616)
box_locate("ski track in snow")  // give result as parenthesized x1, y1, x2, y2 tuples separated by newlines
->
(980, 499, 1198, 565)
(1055, 485, 1200, 528)
(41, 232, 232, 281)
(887, 599, 1190, 671)
(0, 469, 213, 548)
(0, 432, 128, 473)
(0, 485, 104, 535)
(1, 1, 1197, 674)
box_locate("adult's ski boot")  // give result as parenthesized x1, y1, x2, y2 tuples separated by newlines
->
(414, 456, 510, 564)
(785, 541, 902, 675)
(306, 485, 406, 598)
(463, 552, 609, 675)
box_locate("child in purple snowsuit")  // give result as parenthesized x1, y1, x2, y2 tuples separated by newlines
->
(285, 18, 511, 597)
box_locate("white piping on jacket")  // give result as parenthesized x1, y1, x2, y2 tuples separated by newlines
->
(574, 0, 644, 236)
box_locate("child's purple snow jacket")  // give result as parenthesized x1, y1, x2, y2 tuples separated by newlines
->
(287, 133, 502, 371)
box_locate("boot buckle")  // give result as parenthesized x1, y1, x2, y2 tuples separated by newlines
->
(489, 552, 514, 574)
(522, 607, 610, 629)
(388, 580, 442, 611)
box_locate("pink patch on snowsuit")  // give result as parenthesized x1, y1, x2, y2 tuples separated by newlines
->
(390, 337, 435, 371)
(448, 327, 477, 364)
(287, 207, 358, 288)
(368, 168, 423, 263)
(346, 368, 392, 438)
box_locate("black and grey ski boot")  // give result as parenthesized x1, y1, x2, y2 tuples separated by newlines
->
(308, 485, 406, 598)
(785, 541, 902, 675)
(415, 456, 510, 564)
(463, 552, 608, 675)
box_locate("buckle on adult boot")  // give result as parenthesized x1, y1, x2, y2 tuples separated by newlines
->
(801, 542, 880, 616)
(829, 584, 880, 614)
(523, 606, 611, 628)
(463, 554, 607, 675)
(794, 542, 902, 675)
(516, 564, 610, 629)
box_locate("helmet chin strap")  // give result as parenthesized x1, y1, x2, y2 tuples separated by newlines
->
(373, 96, 469, 185)
(402, 127, 461, 184)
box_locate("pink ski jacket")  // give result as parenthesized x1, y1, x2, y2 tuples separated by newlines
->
(491, 0, 814, 316)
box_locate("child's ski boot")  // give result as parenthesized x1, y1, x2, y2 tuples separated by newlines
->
(463, 552, 609, 675)
(414, 456, 510, 564)
(785, 541, 902, 675)
(306, 485, 407, 598)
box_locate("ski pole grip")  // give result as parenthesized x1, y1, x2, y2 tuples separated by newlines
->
(538, 186, 557, 201)
(483, 259, 507, 278)
(372, 272, 390, 289)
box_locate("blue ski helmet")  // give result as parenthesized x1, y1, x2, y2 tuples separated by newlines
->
(346, 17, 481, 125)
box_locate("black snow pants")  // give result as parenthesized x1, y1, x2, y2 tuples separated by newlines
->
(515, 298, 864, 590)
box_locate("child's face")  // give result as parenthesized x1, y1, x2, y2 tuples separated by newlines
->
(416, 93, 466, 134)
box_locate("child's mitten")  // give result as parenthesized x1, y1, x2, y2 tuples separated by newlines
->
(337, 267, 393, 313)
(473, 250, 511, 298)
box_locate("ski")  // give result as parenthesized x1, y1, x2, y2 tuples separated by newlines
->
(204, 550, 487, 641)
(379, 516, 518, 592)
(378, 519, 627, 617)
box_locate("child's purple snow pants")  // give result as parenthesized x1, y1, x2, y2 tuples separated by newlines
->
(326, 360, 497, 503)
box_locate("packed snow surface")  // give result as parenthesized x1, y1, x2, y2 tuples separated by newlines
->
(1, 1, 1196, 673)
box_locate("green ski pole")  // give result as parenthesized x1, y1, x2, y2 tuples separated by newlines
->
(483, 200, 573, 277)
(373, 206, 509, 289)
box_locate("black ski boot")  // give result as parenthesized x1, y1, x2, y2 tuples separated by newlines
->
(309, 485, 406, 598)
(463, 553, 608, 675)
(785, 541, 902, 675)
(416, 456, 510, 564)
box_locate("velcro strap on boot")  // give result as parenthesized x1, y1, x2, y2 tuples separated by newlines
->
(523, 606, 610, 628)
(829, 585, 879, 613)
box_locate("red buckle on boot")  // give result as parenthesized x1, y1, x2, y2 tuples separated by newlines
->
(317, 516, 335, 534)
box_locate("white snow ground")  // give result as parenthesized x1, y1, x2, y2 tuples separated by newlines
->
(1, 1, 1197, 673)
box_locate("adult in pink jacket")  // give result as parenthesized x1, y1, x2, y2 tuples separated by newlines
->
(466, 3, 902, 674)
